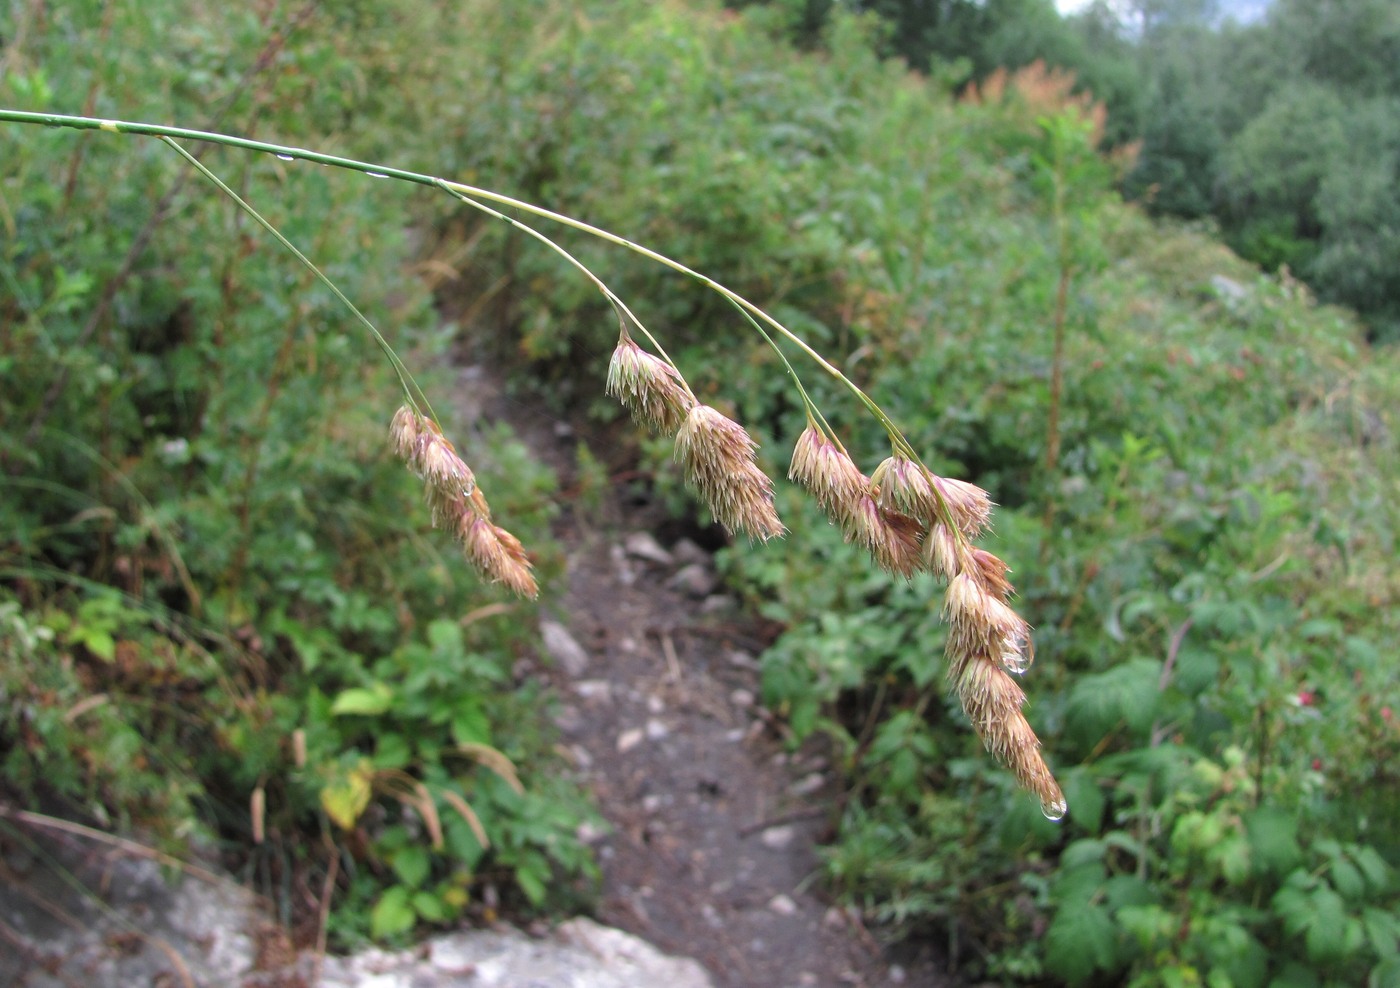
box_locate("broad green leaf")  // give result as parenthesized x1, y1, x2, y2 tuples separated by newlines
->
(370, 885, 417, 940)
(515, 863, 547, 906)
(374, 732, 412, 770)
(1244, 808, 1302, 878)
(1044, 905, 1121, 983)
(412, 889, 449, 923)
(1363, 906, 1400, 958)
(330, 683, 394, 716)
(1330, 856, 1365, 902)
(1118, 903, 1173, 949)
(391, 845, 431, 889)
(82, 630, 116, 662)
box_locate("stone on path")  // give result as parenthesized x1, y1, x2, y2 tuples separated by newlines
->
(540, 618, 590, 676)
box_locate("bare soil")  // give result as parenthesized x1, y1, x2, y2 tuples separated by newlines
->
(463, 361, 950, 988)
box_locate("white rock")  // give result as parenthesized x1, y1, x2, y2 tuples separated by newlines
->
(574, 679, 613, 702)
(616, 728, 644, 753)
(671, 538, 710, 566)
(667, 562, 717, 598)
(760, 825, 796, 850)
(624, 532, 674, 565)
(540, 620, 590, 676)
(767, 894, 799, 916)
(645, 718, 669, 741)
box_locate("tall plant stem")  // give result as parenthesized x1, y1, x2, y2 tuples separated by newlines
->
(0, 114, 901, 444)
(1040, 137, 1072, 561)
(158, 137, 433, 422)
(3, 111, 970, 552)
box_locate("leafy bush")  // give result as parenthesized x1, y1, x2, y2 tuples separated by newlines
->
(1, 1, 596, 944)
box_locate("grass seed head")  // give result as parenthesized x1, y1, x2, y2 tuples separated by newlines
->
(460, 514, 538, 599)
(606, 339, 694, 435)
(872, 455, 937, 521)
(675, 404, 784, 541)
(789, 426, 867, 516)
(934, 475, 993, 537)
(390, 405, 422, 461)
(847, 495, 926, 578)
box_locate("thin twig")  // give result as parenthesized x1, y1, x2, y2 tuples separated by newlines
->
(0, 806, 231, 888)
(660, 630, 682, 682)
(737, 805, 826, 838)
(311, 837, 340, 988)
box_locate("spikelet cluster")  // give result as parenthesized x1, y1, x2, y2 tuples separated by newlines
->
(596, 332, 1061, 815)
(790, 426, 923, 578)
(606, 338, 694, 435)
(674, 404, 784, 541)
(802, 437, 1062, 816)
(943, 552, 1065, 819)
(390, 406, 537, 599)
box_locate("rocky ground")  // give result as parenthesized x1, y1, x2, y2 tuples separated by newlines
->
(465, 361, 948, 988)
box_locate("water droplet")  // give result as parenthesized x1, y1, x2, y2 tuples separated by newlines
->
(1001, 632, 1033, 675)
(366, 171, 389, 179)
(1041, 797, 1068, 821)
(276, 154, 294, 161)
(462, 482, 475, 497)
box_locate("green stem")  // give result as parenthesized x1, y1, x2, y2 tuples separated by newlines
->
(159, 137, 431, 421)
(6, 110, 971, 556)
(2, 114, 890, 436)
(435, 183, 693, 402)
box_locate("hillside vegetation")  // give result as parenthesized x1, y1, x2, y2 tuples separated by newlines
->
(2, 0, 1397, 983)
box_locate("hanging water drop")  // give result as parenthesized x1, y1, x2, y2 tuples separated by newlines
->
(1041, 796, 1068, 822)
(1001, 632, 1033, 675)
(276, 154, 294, 161)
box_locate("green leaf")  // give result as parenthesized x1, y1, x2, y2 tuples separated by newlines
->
(1363, 906, 1400, 959)
(515, 863, 547, 906)
(1330, 856, 1365, 902)
(1044, 904, 1121, 983)
(450, 703, 491, 746)
(1062, 768, 1106, 835)
(374, 732, 412, 770)
(391, 845, 431, 889)
(330, 683, 394, 716)
(1060, 838, 1107, 870)
(370, 885, 417, 940)
(1118, 904, 1173, 950)
(81, 630, 116, 662)
(1349, 844, 1391, 894)
(1065, 658, 1161, 745)
(412, 889, 449, 922)
(1244, 808, 1302, 878)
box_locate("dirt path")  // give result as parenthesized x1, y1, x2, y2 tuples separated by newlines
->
(462, 362, 948, 988)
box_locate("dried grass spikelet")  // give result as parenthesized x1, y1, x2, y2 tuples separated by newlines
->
(791, 426, 925, 578)
(934, 475, 994, 537)
(872, 455, 992, 538)
(606, 337, 695, 435)
(942, 562, 1064, 818)
(789, 425, 867, 516)
(674, 404, 784, 541)
(390, 405, 537, 599)
(460, 513, 538, 599)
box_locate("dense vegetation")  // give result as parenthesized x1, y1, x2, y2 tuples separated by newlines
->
(750, 0, 1400, 341)
(3, 1, 1398, 984)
